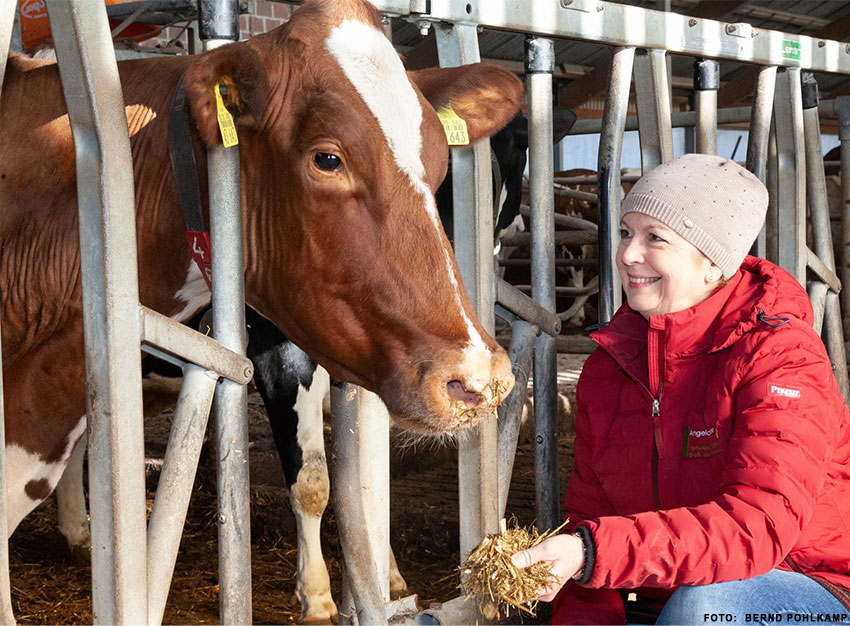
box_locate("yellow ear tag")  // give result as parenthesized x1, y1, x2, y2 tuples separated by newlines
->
(214, 82, 239, 148)
(437, 104, 470, 146)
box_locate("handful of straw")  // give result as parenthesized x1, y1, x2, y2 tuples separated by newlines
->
(458, 518, 568, 619)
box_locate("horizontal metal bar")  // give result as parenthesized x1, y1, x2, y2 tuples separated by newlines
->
(139, 306, 253, 384)
(362, 0, 850, 75)
(106, 0, 196, 19)
(499, 257, 598, 268)
(501, 230, 598, 247)
(513, 283, 598, 296)
(553, 173, 642, 185)
(554, 185, 599, 205)
(249, 1, 850, 77)
(808, 247, 842, 294)
(496, 277, 561, 337)
(570, 98, 846, 136)
(518, 205, 597, 232)
(556, 334, 597, 353)
(495, 331, 598, 354)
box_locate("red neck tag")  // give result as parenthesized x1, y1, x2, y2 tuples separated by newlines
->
(185, 230, 213, 289)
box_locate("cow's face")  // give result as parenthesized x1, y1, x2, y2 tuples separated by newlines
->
(184, 0, 520, 433)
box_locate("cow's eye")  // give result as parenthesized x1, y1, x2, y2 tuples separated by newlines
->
(314, 152, 342, 171)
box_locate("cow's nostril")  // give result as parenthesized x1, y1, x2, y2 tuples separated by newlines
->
(446, 380, 481, 407)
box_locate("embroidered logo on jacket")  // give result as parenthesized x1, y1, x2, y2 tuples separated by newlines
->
(682, 426, 721, 459)
(767, 383, 802, 399)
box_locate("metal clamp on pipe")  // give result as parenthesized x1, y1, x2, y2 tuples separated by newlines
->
(524, 35, 555, 75)
(198, 0, 239, 41)
(801, 71, 819, 110)
(693, 58, 719, 91)
(496, 277, 561, 338)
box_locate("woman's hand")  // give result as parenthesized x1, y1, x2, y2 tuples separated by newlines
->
(511, 533, 585, 602)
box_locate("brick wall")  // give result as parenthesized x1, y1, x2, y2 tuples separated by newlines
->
(139, 1, 292, 53)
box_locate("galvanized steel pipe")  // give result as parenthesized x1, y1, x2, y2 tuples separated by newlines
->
(694, 59, 719, 155)
(497, 321, 537, 519)
(802, 76, 850, 402)
(198, 0, 239, 41)
(147, 365, 218, 625)
(330, 383, 388, 626)
(836, 97, 850, 337)
(802, 74, 836, 272)
(526, 35, 559, 533)
(200, 1, 251, 619)
(747, 66, 777, 259)
(633, 48, 674, 172)
(435, 21, 500, 559)
(773, 67, 807, 285)
(597, 47, 634, 323)
(358, 389, 391, 601)
(747, 67, 777, 184)
(208, 141, 253, 625)
(47, 2, 149, 622)
(140, 307, 253, 384)
(824, 292, 850, 406)
(496, 277, 561, 338)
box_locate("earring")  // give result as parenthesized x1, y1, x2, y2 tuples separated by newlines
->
(708, 268, 722, 282)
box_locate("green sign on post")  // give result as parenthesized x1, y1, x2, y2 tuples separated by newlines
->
(782, 40, 802, 60)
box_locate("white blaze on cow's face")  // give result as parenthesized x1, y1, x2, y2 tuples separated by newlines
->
(324, 19, 490, 366)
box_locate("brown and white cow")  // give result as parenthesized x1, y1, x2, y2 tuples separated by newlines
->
(0, 0, 518, 577)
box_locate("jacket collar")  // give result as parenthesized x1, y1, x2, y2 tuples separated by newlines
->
(591, 256, 814, 366)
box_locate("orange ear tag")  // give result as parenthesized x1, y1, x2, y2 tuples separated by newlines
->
(437, 104, 470, 146)
(214, 83, 239, 148)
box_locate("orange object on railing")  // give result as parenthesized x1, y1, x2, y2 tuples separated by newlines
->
(18, 0, 160, 49)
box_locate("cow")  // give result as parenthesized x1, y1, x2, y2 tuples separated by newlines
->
(53, 104, 579, 623)
(0, 0, 520, 616)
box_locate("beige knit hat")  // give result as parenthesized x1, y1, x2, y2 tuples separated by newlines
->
(621, 153, 768, 278)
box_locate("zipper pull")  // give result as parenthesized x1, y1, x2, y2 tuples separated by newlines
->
(652, 398, 660, 416)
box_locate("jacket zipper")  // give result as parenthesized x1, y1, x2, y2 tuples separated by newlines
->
(595, 318, 666, 510)
(648, 317, 665, 510)
(650, 397, 662, 510)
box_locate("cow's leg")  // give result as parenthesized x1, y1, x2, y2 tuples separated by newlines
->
(5, 415, 87, 537)
(55, 432, 91, 560)
(246, 310, 337, 624)
(388, 545, 409, 599)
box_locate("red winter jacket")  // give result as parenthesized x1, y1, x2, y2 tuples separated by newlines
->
(553, 256, 850, 625)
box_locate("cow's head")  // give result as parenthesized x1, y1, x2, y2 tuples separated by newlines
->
(183, 0, 520, 433)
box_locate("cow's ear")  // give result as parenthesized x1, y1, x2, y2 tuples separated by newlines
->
(553, 106, 577, 144)
(409, 63, 523, 144)
(184, 42, 269, 147)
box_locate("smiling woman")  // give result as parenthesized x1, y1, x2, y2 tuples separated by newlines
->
(617, 212, 719, 318)
(511, 154, 850, 626)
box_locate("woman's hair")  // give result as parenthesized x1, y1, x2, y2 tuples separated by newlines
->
(712, 277, 731, 292)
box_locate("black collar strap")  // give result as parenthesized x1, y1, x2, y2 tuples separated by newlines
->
(169, 72, 213, 289)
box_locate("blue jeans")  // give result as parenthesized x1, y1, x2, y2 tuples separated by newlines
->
(656, 570, 850, 625)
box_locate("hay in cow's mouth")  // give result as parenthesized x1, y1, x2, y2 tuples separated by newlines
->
(458, 517, 567, 620)
(451, 380, 510, 426)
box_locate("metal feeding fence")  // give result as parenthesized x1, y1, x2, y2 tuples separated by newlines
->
(1, 0, 850, 624)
